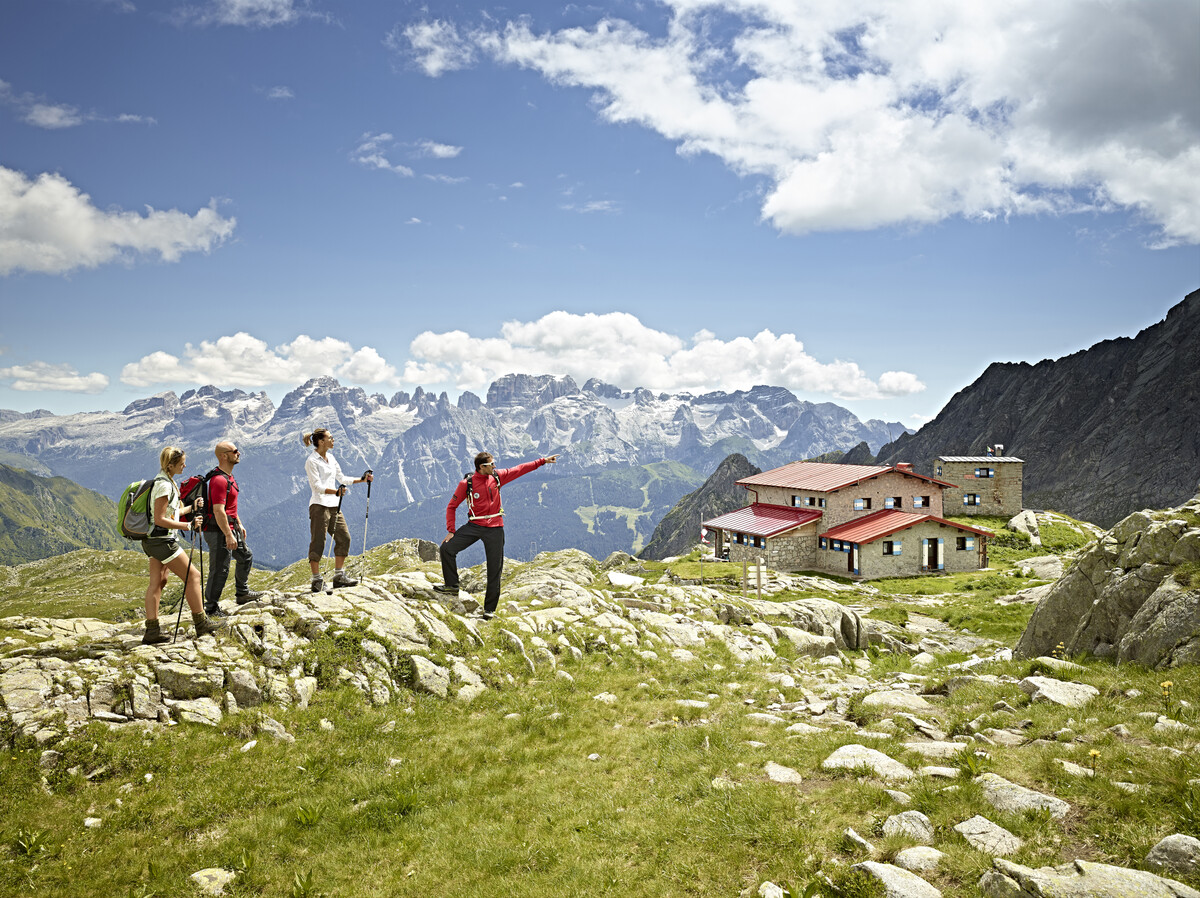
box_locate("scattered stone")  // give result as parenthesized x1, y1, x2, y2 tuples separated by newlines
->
(83, 817, 102, 828)
(975, 773, 1070, 819)
(1146, 834, 1200, 878)
(852, 860, 942, 898)
(1019, 676, 1099, 708)
(861, 690, 935, 713)
(190, 868, 237, 896)
(893, 846, 945, 874)
(822, 745, 915, 781)
(980, 858, 1200, 898)
(593, 692, 618, 704)
(764, 761, 803, 785)
(843, 827, 876, 855)
(883, 810, 934, 844)
(257, 717, 295, 744)
(954, 815, 1023, 856)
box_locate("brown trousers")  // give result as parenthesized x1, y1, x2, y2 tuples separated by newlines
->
(308, 504, 350, 562)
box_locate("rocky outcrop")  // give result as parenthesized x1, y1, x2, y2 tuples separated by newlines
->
(1016, 486, 1200, 666)
(0, 540, 913, 745)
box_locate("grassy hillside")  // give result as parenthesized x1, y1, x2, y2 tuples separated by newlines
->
(0, 464, 127, 566)
(3, 512, 1197, 897)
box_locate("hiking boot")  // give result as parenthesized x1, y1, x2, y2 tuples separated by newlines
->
(311, 577, 324, 593)
(192, 611, 226, 638)
(331, 571, 358, 589)
(432, 584, 458, 595)
(205, 606, 230, 618)
(141, 619, 170, 645)
(235, 590, 264, 605)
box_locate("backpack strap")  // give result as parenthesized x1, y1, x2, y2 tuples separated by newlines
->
(464, 471, 503, 523)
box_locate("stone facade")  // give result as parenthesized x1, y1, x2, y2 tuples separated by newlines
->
(816, 520, 986, 579)
(936, 458, 1024, 517)
(750, 471, 945, 531)
(724, 526, 819, 572)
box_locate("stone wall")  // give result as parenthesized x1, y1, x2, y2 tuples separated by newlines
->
(814, 522, 986, 579)
(750, 471, 946, 531)
(938, 460, 1023, 517)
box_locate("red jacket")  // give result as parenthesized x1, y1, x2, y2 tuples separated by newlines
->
(446, 458, 547, 532)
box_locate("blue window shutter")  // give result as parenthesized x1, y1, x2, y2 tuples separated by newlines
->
(894, 541, 902, 555)
(974, 468, 980, 477)
(938, 537, 945, 570)
(966, 537, 975, 550)
(885, 497, 895, 509)
(963, 495, 970, 506)
(975, 495, 982, 505)
(854, 499, 864, 510)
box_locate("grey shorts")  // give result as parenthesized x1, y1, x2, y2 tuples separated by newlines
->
(142, 536, 184, 564)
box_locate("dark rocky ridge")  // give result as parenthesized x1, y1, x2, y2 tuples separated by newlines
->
(875, 290, 1200, 527)
(640, 453, 762, 560)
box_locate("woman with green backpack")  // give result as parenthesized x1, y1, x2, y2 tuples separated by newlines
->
(140, 446, 226, 644)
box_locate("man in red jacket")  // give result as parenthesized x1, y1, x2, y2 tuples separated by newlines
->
(436, 451, 558, 618)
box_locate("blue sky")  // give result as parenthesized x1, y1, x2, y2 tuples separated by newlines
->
(1, 0, 1197, 426)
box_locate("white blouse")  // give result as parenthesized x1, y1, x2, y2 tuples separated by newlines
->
(305, 451, 356, 508)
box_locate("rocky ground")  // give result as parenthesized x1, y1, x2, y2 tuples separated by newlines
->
(3, 522, 1200, 896)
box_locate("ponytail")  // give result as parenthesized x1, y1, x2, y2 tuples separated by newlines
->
(304, 428, 331, 450)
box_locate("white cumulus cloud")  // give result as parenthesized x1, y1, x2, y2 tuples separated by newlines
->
(0, 361, 109, 393)
(402, 0, 1200, 245)
(404, 311, 923, 400)
(177, 0, 327, 27)
(0, 166, 236, 276)
(351, 133, 414, 177)
(417, 140, 462, 159)
(121, 333, 399, 389)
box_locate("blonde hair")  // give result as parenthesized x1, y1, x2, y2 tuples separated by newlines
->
(159, 445, 185, 475)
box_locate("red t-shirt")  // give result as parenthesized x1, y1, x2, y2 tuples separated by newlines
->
(207, 471, 239, 521)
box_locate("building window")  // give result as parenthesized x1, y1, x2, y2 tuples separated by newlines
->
(956, 536, 975, 550)
(963, 494, 981, 506)
(819, 497, 826, 508)
(791, 495, 802, 507)
(884, 496, 902, 509)
(854, 498, 872, 511)
(735, 533, 745, 544)
(935, 465, 943, 477)
(752, 536, 764, 548)
(883, 541, 894, 555)
(819, 537, 827, 549)
(975, 468, 994, 478)
(913, 495, 930, 508)
(831, 540, 841, 551)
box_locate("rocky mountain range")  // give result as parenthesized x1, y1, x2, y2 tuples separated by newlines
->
(874, 289, 1200, 527)
(0, 377, 906, 568)
(640, 453, 763, 560)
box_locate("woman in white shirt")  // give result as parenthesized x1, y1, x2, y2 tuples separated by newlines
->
(141, 446, 225, 644)
(303, 428, 373, 592)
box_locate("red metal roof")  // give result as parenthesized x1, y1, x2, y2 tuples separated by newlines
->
(821, 509, 994, 544)
(703, 503, 822, 537)
(737, 461, 954, 492)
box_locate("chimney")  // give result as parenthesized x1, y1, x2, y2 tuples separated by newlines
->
(995, 444, 1004, 456)
(896, 462, 914, 473)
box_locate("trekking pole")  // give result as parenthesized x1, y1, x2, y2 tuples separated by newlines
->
(173, 518, 199, 643)
(320, 488, 345, 595)
(359, 469, 373, 578)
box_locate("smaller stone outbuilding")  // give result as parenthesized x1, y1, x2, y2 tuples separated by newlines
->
(935, 447, 1024, 517)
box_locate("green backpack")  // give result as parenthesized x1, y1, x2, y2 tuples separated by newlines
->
(118, 477, 159, 541)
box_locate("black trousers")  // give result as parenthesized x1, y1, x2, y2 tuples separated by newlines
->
(440, 523, 504, 613)
(203, 530, 253, 612)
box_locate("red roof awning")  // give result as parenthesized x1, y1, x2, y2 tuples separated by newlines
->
(703, 503, 822, 538)
(821, 508, 994, 544)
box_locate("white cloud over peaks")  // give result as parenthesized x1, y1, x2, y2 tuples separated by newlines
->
(405, 0, 1200, 245)
(404, 311, 923, 400)
(0, 80, 155, 129)
(121, 333, 399, 389)
(351, 133, 414, 177)
(0, 361, 109, 393)
(0, 167, 236, 276)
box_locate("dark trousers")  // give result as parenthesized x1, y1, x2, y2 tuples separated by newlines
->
(203, 530, 253, 612)
(440, 523, 505, 613)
